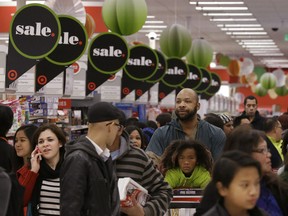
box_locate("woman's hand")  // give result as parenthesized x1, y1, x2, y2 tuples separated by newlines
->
(30, 146, 42, 173)
(121, 192, 145, 216)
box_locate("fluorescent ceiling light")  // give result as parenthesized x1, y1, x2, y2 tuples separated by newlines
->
(236, 39, 273, 42)
(26, 1, 44, 3)
(252, 53, 284, 56)
(239, 42, 275, 45)
(249, 51, 282, 54)
(221, 27, 264, 31)
(262, 59, 288, 63)
(204, 13, 252, 16)
(145, 21, 164, 24)
(210, 18, 256, 21)
(217, 24, 261, 27)
(243, 45, 278, 48)
(190, 1, 244, 5)
(226, 32, 267, 35)
(147, 16, 155, 19)
(247, 47, 280, 51)
(139, 29, 163, 33)
(142, 25, 167, 28)
(231, 35, 269, 39)
(196, 6, 248, 10)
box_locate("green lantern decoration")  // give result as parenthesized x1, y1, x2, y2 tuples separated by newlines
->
(260, 73, 277, 90)
(253, 66, 266, 82)
(159, 24, 192, 58)
(255, 83, 267, 97)
(218, 54, 231, 67)
(102, 0, 147, 36)
(275, 86, 288, 96)
(186, 38, 213, 68)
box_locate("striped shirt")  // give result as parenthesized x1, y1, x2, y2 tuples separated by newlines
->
(38, 178, 60, 215)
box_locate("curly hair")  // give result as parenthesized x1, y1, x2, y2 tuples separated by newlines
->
(161, 139, 213, 175)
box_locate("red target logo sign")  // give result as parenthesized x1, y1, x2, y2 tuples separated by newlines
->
(7, 70, 18, 81)
(159, 92, 166, 99)
(122, 87, 130, 95)
(136, 89, 142, 96)
(87, 82, 96, 91)
(37, 75, 47, 85)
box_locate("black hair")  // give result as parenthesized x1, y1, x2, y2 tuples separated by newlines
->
(156, 113, 172, 127)
(32, 123, 66, 161)
(263, 116, 280, 133)
(125, 125, 145, 149)
(204, 113, 224, 130)
(278, 113, 288, 131)
(12, 124, 38, 171)
(224, 125, 266, 154)
(244, 95, 258, 105)
(212, 150, 262, 188)
(233, 115, 250, 128)
(0, 104, 14, 137)
(161, 139, 213, 175)
(146, 120, 158, 130)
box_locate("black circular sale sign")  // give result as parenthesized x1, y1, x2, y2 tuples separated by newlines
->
(46, 15, 88, 66)
(161, 58, 188, 88)
(88, 32, 129, 74)
(194, 68, 212, 93)
(124, 45, 158, 81)
(10, 4, 61, 59)
(181, 64, 202, 89)
(147, 50, 167, 83)
(205, 72, 221, 95)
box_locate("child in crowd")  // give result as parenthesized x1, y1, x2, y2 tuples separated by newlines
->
(161, 139, 212, 189)
(23, 124, 66, 216)
(203, 150, 266, 216)
(125, 125, 145, 149)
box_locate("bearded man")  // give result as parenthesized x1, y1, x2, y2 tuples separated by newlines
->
(146, 88, 226, 161)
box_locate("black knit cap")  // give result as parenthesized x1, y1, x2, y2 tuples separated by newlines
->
(88, 102, 120, 123)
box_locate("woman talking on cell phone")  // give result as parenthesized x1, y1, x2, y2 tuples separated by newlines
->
(22, 124, 66, 216)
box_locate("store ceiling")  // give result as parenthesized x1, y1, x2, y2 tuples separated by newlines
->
(3, 0, 288, 69)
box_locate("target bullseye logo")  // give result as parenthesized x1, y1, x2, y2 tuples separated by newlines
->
(37, 75, 47, 85)
(136, 89, 142, 96)
(8, 70, 18, 81)
(87, 82, 96, 91)
(159, 92, 166, 99)
(122, 87, 130, 95)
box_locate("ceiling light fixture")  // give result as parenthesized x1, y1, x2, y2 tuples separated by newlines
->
(230, 35, 269, 39)
(221, 27, 264, 31)
(139, 29, 163, 33)
(252, 53, 284, 56)
(204, 13, 252, 16)
(145, 21, 164, 24)
(210, 18, 256, 21)
(142, 25, 167, 28)
(217, 24, 261, 27)
(226, 32, 267, 35)
(196, 6, 248, 11)
(189, 1, 244, 5)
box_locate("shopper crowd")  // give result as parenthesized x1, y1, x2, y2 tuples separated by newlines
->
(0, 90, 288, 216)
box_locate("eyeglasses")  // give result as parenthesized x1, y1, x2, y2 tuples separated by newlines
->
(106, 122, 123, 131)
(252, 147, 270, 155)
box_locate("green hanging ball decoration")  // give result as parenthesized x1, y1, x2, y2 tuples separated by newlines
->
(218, 55, 231, 67)
(186, 38, 213, 68)
(275, 86, 288, 96)
(102, 0, 147, 36)
(159, 24, 192, 58)
(255, 83, 267, 97)
(260, 73, 277, 90)
(253, 66, 266, 82)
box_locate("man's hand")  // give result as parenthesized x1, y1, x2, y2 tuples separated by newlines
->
(121, 192, 145, 216)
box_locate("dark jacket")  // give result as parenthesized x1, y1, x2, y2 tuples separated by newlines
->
(0, 138, 13, 173)
(146, 119, 226, 160)
(113, 132, 172, 216)
(241, 111, 266, 131)
(203, 200, 267, 216)
(264, 136, 283, 169)
(60, 136, 120, 216)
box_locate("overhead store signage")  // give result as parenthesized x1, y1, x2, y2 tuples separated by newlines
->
(6, 4, 61, 88)
(85, 60, 112, 96)
(161, 58, 188, 88)
(46, 15, 88, 66)
(88, 32, 129, 74)
(181, 64, 202, 89)
(124, 45, 158, 81)
(205, 72, 221, 96)
(9, 4, 61, 59)
(146, 50, 167, 83)
(194, 68, 212, 93)
(158, 81, 176, 102)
